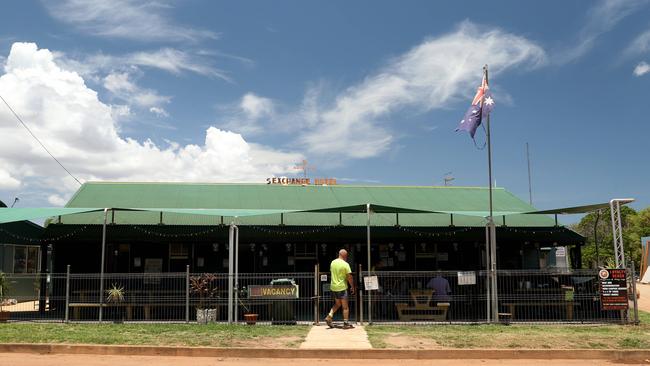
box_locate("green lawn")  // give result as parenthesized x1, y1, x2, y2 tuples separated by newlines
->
(365, 311, 650, 349)
(0, 323, 310, 348)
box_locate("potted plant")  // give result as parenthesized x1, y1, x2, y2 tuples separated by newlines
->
(239, 286, 258, 325)
(105, 283, 125, 323)
(190, 273, 219, 324)
(0, 272, 9, 322)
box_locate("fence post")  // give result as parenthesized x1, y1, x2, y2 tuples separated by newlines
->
(631, 262, 639, 325)
(185, 265, 190, 323)
(358, 264, 363, 325)
(313, 264, 319, 325)
(65, 265, 70, 323)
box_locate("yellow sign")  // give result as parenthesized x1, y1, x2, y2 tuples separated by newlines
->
(248, 285, 299, 299)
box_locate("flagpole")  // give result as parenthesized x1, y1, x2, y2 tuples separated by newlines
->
(484, 64, 499, 323)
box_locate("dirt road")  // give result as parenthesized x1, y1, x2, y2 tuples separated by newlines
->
(3, 353, 646, 366)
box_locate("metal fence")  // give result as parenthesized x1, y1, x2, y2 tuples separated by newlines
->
(0, 268, 638, 324)
(362, 269, 638, 324)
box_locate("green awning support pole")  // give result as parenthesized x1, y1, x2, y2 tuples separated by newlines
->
(228, 222, 235, 324)
(99, 208, 108, 323)
(366, 203, 372, 325)
(234, 220, 240, 323)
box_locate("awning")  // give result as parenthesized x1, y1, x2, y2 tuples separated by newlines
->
(0, 207, 301, 224)
(0, 201, 627, 225)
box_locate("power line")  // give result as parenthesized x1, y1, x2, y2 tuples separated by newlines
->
(0, 94, 82, 186)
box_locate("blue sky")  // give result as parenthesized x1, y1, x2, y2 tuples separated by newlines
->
(0, 0, 649, 222)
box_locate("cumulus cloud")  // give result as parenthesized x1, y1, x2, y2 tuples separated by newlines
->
(295, 21, 546, 158)
(0, 42, 301, 204)
(634, 61, 650, 76)
(44, 0, 218, 43)
(220, 93, 276, 135)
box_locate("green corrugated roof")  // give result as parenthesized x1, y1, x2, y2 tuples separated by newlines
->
(54, 182, 559, 227)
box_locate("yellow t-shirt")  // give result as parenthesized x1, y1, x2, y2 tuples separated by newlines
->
(330, 258, 352, 292)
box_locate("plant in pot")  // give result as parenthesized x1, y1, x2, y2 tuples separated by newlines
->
(238, 286, 258, 325)
(190, 273, 219, 324)
(105, 283, 125, 323)
(0, 272, 10, 322)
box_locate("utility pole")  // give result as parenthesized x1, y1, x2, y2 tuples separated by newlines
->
(526, 143, 533, 205)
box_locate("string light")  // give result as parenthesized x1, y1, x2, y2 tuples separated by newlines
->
(37, 225, 89, 243)
(130, 225, 221, 238)
(0, 227, 41, 243)
(247, 225, 339, 236)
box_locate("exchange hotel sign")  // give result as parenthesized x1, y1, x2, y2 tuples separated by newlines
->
(266, 177, 337, 185)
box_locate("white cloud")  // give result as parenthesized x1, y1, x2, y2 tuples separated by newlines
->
(103, 71, 170, 108)
(296, 21, 546, 159)
(240, 93, 274, 119)
(0, 42, 301, 202)
(634, 61, 650, 76)
(109, 104, 132, 121)
(627, 30, 650, 56)
(219, 93, 276, 135)
(47, 194, 67, 206)
(149, 106, 169, 117)
(127, 48, 230, 81)
(55, 48, 235, 82)
(44, 0, 218, 43)
(558, 0, 649, 63)
(0, 169, 20, 190)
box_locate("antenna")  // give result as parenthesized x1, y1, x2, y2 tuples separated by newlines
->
(526, 143, 533, 205)
(293, 159, 315, 179)
(10, 197, 19, 208)
(443, 172, 455, 186)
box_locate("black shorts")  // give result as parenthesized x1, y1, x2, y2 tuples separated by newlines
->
(332, 290, 349, 300)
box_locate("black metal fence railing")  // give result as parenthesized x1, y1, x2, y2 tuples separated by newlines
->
(0, 268, 638, 324)
(362, 269, 638, 324)
(360, 270, 488, 323)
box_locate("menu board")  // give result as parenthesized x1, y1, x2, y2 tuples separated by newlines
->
(599, 268, 628, 310)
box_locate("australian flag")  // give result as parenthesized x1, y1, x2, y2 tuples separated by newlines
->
(456, 74, 494, 138)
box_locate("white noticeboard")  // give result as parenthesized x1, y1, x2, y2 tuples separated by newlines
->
(457, 271, 476, 285)
(364, 276, 379, 291)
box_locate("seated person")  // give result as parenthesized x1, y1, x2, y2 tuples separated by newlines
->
(426, 275, 451, 303)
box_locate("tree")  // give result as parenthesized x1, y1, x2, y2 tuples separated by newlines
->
(571, 206, 640, 269)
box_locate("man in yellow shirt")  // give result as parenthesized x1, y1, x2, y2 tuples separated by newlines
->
(325, 249, 356, 329)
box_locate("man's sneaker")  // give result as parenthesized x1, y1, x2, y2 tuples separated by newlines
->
(342, 322, 354, 329)
(325, 316, 333, 328)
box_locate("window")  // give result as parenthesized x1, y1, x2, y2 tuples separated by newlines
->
(169, 243, 188, 259)
(12, 245, 40, 273)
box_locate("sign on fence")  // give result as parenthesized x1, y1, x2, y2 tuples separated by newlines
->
(598, 268, 628, 310)
(248, 285, 299, 299)
(457, 271, 476, 285)
(364, 276, 379, 291)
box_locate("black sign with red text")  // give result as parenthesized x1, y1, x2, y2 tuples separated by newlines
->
(598, 268, 628, 311)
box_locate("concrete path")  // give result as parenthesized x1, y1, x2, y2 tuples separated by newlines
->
(299, 324, 372, 349)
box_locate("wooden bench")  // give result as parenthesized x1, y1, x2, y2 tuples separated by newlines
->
(68, 303, 175, 320)
(69, 303, 135, 320)
(502, 302, 579, 320)
(395, 289, 450, 321)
